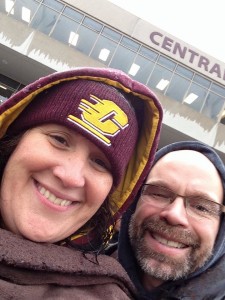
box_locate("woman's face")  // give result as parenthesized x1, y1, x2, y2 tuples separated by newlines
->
(0, 124, 113, 243)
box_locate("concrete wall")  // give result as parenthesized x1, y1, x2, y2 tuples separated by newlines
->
(0, 13, 105, 83)
(64, 0, 225, 86)
(0, 8, 224, 161)
(154, 91, 225, 160)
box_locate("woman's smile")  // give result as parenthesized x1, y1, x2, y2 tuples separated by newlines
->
(0, 124, 113, 243)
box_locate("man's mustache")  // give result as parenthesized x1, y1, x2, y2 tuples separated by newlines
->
(141, 216, 200, 248)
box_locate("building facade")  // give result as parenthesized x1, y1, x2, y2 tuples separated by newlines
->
(0, 0, 225, 161)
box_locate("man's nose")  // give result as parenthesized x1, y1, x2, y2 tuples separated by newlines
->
(52, 156, 86, 188)
(159, 197, 189, 227)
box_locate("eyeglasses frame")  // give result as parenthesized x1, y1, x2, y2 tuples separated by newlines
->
(141, 183, 225, 218)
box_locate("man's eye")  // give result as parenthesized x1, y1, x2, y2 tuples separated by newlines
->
(189, 197, 219, 216)
(195, 204, 209, 211)
(152, 192, 168, 199)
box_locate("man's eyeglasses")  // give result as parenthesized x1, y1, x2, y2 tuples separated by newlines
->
(141, 184, 225, 220)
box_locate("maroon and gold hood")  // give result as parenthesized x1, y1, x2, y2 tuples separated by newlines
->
(0, 67, 163, 246)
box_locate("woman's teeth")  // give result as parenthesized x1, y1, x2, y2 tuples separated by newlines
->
(38, 186, 72, 207)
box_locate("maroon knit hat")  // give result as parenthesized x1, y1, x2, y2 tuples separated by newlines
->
(7, 79, 139, 186)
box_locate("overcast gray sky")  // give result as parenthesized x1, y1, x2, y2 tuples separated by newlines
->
(108, 0, 225, 63)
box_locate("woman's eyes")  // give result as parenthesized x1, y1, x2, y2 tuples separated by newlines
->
(48, 134, 69, 147)
(91, 157, 111, 172)
(47, 132, 112, 173)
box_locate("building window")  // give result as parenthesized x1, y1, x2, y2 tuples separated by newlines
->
(131, 55, 155, 84)
(202, 92, 225, 120)
(147, 64, 172, 92)
(30, 3, 61, 35)
(183, 83, 208, 112)
(176, 65, 193, 79)
(51, 15, 79, 45)
(90, 35, 117, 64)
(109, 45, 136, 73)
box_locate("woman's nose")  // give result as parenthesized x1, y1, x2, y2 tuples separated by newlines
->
(52, 157, 86, 188)
(159, 197, 189, 227)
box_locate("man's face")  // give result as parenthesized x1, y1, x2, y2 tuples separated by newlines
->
(129, 150, 223, 288)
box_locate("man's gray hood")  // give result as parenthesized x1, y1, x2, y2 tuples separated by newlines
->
(151, 141, 225, 278)
(118, 140, 225, 284)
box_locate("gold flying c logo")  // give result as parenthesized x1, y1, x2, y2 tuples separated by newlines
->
(67, 94, 129, 146)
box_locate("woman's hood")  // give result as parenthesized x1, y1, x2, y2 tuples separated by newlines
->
(0, 67, 163, 245)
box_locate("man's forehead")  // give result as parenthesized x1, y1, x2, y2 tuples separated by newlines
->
(147, 150, 218, 180)
(144, 149, 224, 204)
(154, 149, 212, 167)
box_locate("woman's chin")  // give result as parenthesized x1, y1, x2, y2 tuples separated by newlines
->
(20, 227, 60, 244)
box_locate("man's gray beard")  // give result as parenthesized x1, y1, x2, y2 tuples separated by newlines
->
(128, 214, 213, 281)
